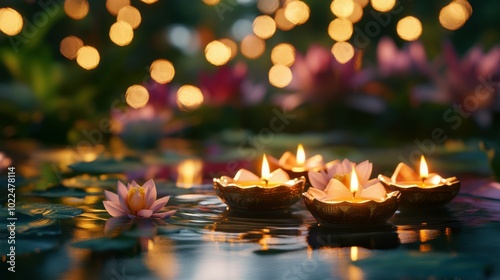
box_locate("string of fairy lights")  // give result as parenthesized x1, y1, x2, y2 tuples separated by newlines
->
(0, 0, 473, 111)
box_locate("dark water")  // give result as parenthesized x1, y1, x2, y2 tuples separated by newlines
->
(1, 145, 499, 280)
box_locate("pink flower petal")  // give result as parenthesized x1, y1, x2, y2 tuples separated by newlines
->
(234, 169, 260, 181)
(306, 187, 328, 200)
(152, 210, 176, 219)
(356, 182, 386, 200)
(150, 196, 170, 213)
(137, 209, 153, 218)
(324, 179, 352, 199)
(103, 201, 127, 217)
(104, 190, 119, 204)
(308, 170, 329, 190)
(144, 179, 157, 208)
(268, 168, 290, 182)
(131, 180, 140, 188)
(117, 181, 128, 201)
(356, 160, 372, 184)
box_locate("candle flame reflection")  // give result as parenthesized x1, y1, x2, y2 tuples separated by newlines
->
(176, 159, 203, 188)
(420, 155, 429, 180)
(296, 143, 306, 165)
(261, 154, 270, 180)
(350, 167, 359, 195)
(350, 246, 358, 261)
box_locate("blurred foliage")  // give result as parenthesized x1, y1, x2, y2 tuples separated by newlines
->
(0, 0, 499, 145)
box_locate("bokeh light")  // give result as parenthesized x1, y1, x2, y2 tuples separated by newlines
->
(269, 65, 293, 88)
(150, 59, 175, 84)
(60, 36, 84, 60)
(331, 41, 355, 64)
(257, 0, 279, 14)
(284, 1, 310, 25)
(0, 8, 23, 36)
(370, 0, 396, 12)
(240, 35, 265, 59)
(275, 8, 296, 31)
(76, 46, 100, 70)
(125, 85, 150, 109)
(109, 21, 134, 46)
(397, 16, 422, 41)
(141, 0, 159, 3)
(117, 6, 142, 29)
(219, 38, 238, 60)
(177, 85, 204, 112)
(64, 0, 89, 20)
(347, 2, 363, 23)
(330, 0, 355, 18)
(271, 43, 296, 66)
(328, 18, 353, 42)
(202, 0, 220, 5)
(106, 0, 130, 16)
(252, 15, 276, 39)
(205, 40, 232, 66)
(439, 2, 469, 30)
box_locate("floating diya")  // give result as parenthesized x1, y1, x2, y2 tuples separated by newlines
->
(269, 144, 324, 188)
(378, 156, 460, 207)
(213, 154, 305, 212)
(303, 160, 400, 225)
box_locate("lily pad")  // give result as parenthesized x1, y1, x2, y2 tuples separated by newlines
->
(0, 237, 59, 256)
(0, 212, 60, 236)
(72, 237, 137, 252)
(29, 184, 93, 198)
(62, 174, 125, 189)
(68, 157, 145, 174)
(18, 203, 83, 219)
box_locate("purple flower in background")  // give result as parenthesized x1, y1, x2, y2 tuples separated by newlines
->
(376, 36, 429, 78)
(199, 63, 266, 107)
(144, 80, 176, 111)
(277, 45, 370, 110)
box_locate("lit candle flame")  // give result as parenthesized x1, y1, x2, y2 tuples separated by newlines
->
(420, 155, 429, 180)
(296, 143, 306, 165)
(350, 167, 359, 195)
(350, 246, 358, 261)
(261, 154, 270, 181)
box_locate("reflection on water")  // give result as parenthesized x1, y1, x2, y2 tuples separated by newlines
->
(4, 146, 500, 279)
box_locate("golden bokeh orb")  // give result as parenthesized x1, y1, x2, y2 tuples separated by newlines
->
(371, 0, 396, 12)
(328, 18, 354, 42)
(150, 59, 175, 84)
(397, 16, 423, 41)
(76, 46, 100, 70)
(117, 6, 142, 29)
(126, 85, 150, 109)
(253, 15, 277, 39)
(330, 0, 355, 18)
(284, 1, 310, 25)
(109, 21, 134, 46)
(177, 85, 204, 111)
(269, 65, 293, 88)
(240, 35, 266, 59)
(205, 40, 232, 66)
(331, 41, 355, 64)
(60, 36, 84, 60)
(271, 43, 296, 66)
(64, 0, 89, 20)
(0, 8, 23, 36)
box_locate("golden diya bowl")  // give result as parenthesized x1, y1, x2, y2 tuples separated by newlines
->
(378, 176, 460, 207)
(302, 191, 401, 226)
(213, 176, 306, 212)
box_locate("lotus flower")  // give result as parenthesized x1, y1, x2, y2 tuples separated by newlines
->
(308, 159, 373, 191)
(103, 179, 176, 219)
(306, 159, 387, 202)
(199, 63, 266, 107)
(376, 36, 429, 78)
(277, 45, 371, 110)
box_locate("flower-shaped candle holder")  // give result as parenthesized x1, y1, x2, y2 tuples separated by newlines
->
(304, 159, 400, 225)
(378, 156, 460, 207)
(214, 155, 306, 212)
(269, 144, 324, 189)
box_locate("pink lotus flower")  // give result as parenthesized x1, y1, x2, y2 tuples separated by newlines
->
(376, 36, 429, 78)
(103, 179, 176, 219)
(308, 159, 374, 191)
(277, 45, 371, 110)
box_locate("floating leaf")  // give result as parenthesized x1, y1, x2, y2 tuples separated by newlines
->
(18, 203, 83, 219)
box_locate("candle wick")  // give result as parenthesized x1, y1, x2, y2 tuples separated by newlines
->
(263, 178, 269, 186)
